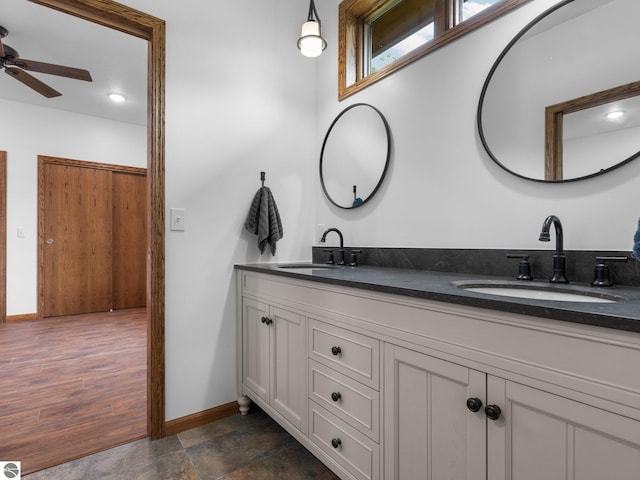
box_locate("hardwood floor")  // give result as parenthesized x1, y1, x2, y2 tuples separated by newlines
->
(0, 308, 147, 475)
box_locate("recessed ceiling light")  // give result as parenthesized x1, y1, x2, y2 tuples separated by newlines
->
(108, 92, 127, 103)
(606, 110, 624, 120)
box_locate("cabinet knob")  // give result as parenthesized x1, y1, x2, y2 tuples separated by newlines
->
(466, 397, 483, 412)
(261, 316, 272, 325)
(485, 404, 502, 420)
(331, 438, 342, 449)
(331, 346, 342, 356)
(331, 392, 342, 402)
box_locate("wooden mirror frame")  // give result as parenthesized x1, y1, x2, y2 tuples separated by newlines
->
(28, 0, 166, 440)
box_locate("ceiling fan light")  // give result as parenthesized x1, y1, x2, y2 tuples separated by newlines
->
(108, 92, 126, 103)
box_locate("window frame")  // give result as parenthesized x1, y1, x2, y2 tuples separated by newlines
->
(338, 0, 534, 100)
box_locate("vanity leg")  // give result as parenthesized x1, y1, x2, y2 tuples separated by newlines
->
(237, 395, 251, 415)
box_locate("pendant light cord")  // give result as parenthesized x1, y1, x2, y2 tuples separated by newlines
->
(308, 0, 321, 25)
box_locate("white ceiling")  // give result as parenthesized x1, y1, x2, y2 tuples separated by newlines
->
(0, 0, 147, 126)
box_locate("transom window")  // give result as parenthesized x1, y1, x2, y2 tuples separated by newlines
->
(339, 0, 533, 100)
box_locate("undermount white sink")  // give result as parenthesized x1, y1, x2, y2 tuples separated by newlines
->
(455, 281, 625, 303)
(277, 263, 338, 269)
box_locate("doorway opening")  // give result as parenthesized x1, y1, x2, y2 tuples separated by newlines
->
(0, 0, 164, 470)
(0, 0, 165, 462)
(29, 0, 165, 443)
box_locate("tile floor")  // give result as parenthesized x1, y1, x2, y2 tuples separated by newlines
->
(23, 408, 340, 479)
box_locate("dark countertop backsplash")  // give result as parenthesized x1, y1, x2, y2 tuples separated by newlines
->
(312, 247, 640, 288)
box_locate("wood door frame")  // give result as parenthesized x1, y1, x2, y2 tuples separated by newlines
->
(28, 0, 166, 440)
(37, 156, 147, 316)
(0, 151, 6, 324)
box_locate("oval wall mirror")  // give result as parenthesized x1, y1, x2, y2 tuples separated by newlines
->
(320, 103, 391, 209)
(478, 0, 640, 182)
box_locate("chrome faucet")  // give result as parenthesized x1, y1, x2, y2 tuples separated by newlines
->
(539, 215, 569, 283)
(320, 227, 345, 265)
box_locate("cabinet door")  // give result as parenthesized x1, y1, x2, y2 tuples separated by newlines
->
(270, 306, 307, 433)
(488, 378, 640, 480)
(242, 297, 270, 402)
(384, 344, 486, 480)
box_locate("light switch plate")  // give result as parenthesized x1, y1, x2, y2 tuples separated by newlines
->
(170, 208, 186, 231)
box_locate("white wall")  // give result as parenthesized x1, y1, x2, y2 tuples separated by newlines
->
(0, 98, 146, 315)
(314, 0, 640, 251)
(117, 0, 317, 420)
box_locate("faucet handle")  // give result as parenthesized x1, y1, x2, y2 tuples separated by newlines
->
(349, 249, 362, 267)
(506, 254, 533, 281)
(323, 248, 335, 265)
(591, 256, 628, 287)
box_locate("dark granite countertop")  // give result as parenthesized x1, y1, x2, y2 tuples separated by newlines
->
(235, 263, 640, 333)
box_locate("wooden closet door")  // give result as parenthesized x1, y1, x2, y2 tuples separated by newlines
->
(42, 163, 113, 317)
(112, 172, 147, 309)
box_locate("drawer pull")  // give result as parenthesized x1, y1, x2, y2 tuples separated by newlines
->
(261, 316, 272, 325)
(331, 346, 342, 356)
(331, 392, 342, 402)
(466, 397, 483, 412)
(331, 438, 342, 449)
(485, 404, 502, 420)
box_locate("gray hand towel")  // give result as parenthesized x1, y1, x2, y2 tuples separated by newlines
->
(244, 186, 283, 255)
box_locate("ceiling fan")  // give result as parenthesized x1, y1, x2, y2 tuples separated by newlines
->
(0, 24, 92, 98)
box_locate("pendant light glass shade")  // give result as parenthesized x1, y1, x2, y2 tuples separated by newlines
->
(298, 0, 327, 57)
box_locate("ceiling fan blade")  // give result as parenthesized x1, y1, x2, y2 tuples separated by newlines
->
(5, 67, 62, 98)
(0, 37, 5, 58)
(13, 58, 92, 82)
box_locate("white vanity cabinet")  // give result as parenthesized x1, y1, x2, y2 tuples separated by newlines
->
(491, 378, 640, 480)
(307, 319, 381, 480)
(384, 344, 640, 480)
(383, 344, 487, 480)
(237, 270, 640, 480)
(241, 296, 307, 433)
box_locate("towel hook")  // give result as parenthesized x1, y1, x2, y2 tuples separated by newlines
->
(260, 171, 265, 187)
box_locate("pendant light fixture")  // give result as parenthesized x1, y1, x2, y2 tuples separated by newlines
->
(298, 0, 327, 58)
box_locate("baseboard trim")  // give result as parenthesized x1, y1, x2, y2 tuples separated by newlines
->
(164, 401, 238, 437)
(6, 313, 38, 323)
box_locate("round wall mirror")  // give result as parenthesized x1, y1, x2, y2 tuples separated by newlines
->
(478, 0, 640, 182)
(320, 103, 391, 208)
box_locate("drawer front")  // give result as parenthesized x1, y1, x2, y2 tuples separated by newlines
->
(309, 359, 379, 441)
(309, 319, 380, 389)
(309, 401, 379, 480)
